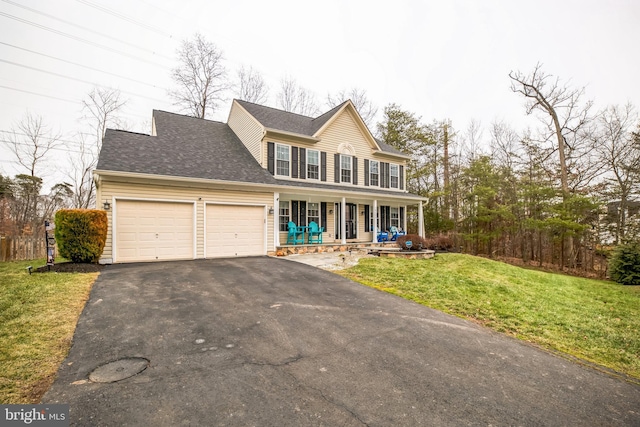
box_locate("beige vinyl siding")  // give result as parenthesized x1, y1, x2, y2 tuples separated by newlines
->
(228, 102, 264, 165)
(316, 108, 377, 188)
(98, 180, 274, 262)
(262, 107, 407, 190)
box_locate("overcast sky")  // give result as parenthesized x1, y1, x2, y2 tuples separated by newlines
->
(1, 0, 639, 187)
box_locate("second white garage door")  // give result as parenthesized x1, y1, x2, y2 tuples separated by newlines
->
(116, 200, 194, 263)
(206, 204, 265, 258)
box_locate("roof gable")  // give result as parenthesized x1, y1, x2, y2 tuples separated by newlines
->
(234, 99, 406, 157)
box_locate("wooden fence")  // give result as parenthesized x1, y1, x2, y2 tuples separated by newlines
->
(0, 236, 46, 262)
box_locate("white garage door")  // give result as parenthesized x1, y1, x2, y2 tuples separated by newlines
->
(206, 204, 265, 258)
(116, 200, 194, 263)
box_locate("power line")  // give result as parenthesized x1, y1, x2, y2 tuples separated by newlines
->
(0, 0, 174, 62)
(0, 85, 78, 104)
(75, 0, 174, 39)
(0, 11, 169, 69)
(0, 59, 168, 104)
(0, 41, 167, 90)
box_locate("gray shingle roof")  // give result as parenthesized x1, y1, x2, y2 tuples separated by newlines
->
(96, 109, 422, 199)
(235, 99, 405, 156)
(97, 110, 277, 184)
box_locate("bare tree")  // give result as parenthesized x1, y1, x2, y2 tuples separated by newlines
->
(276, 76, 320, 116)
(460, 119, 484, 161)
(490, 120, 521, 171)
(82, 87, 127, 153)
(509, 63, 593, 267)
(327, 88, 378, 128)
(593, 103, 640, 243)
(169, 33, 229, 119)
(68, 87, 127, 208)
(236, 65, 269, 104)
(3, 112, 61, 177)
(509, 63, 593, 197)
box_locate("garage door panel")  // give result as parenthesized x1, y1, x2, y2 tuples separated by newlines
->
(206, 205, 265, 258)
(116, 200, 194, 263)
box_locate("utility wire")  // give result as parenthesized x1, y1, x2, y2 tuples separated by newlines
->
(0, 0, 174, 62)
(75, 0, 174, 39)
(0, 59, 168, 104)
(0, 85, 78, 104)
(0, 11, 169, 69)
(0, 42, 167, 90)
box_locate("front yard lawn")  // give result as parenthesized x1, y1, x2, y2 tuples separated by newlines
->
(0, 259, 97, 403)
(339, 253, 640, 380)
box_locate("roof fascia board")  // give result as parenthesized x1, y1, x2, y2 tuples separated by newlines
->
(264, 128, 320, 143)
(94, 169, 427, 201)
(373, 150, 413, 160)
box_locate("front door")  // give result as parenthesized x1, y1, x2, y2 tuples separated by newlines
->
(335, 203, 357, 239)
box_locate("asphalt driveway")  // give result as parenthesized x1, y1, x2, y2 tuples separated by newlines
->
(44, 257, 640, 426)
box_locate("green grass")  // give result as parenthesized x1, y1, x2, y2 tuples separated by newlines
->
(0, 259, 97, 403)
(339, 253, 640, 380)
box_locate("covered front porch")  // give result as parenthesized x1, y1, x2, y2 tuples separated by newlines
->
(271, 187, 426, 249)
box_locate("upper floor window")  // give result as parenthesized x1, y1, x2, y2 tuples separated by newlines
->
(307, 149, 319, 180)
(276, 144, 290, 176)
(370, 160, 379, 187)
(390, 164, 399, 188)
(340, 155, 352, 183)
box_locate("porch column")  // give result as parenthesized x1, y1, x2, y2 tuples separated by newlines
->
(341, 197, 346, 245)
(274, 193, 280, 247)
(372, 199, 378, 243)
(418, 201, 424, 237)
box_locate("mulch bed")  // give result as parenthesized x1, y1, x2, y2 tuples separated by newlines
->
(34, 262, 104, 273)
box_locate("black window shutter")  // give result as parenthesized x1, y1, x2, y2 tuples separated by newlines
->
(352, 157, 358, 185)
(300, 201, 307, 226)
(321, 202, 327, 230)
(380, 162, 386, 188)
(292, 147, 298, 178)
(299, 148, 306, 179)
(267, 142, 274, 175)
(321, 151, 327, 181)
(400, 165, 404, 190)
(385, 163, 391, 188)
(334, 153, 340, 183)
(364, 159, 369, 186)
(292, 201, 299, 225)
(364, 205, 370, 232)
(400, 206, 405, 230)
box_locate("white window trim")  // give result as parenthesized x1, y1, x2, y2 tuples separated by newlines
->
(340, 154, 352, 184)
(370, 160, 379, 187)
(390, 163, 399, 189)
(275, 143, 291, 177)
(307, 149, 320, 181)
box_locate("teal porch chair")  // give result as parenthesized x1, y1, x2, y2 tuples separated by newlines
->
(307, 221, 324, 244)
(287, 221, 304, 245)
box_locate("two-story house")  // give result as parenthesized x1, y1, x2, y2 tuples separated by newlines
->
(94, 99, 426, 263)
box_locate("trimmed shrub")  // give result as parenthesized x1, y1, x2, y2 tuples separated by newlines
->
(396, 234, 430, 251)
(609, 242, 640, 286)
(54, 209, 108, 263)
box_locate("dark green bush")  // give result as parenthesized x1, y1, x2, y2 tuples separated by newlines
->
(54, 209, 108, 263)
(609, 242, 640, 286)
